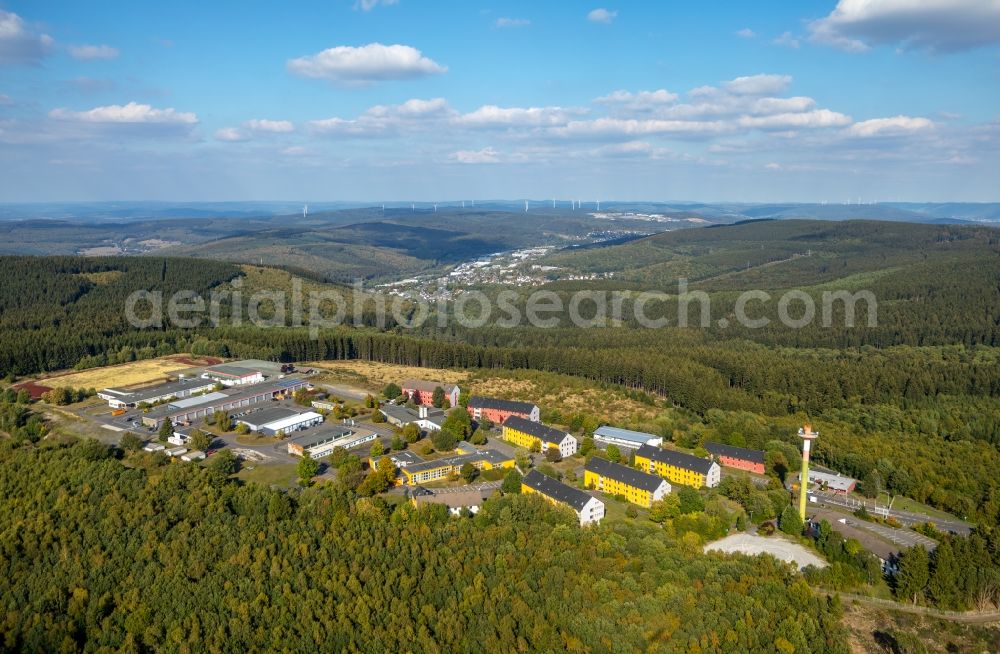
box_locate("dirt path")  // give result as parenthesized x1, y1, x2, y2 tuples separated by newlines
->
(814, 589, 1000, 624)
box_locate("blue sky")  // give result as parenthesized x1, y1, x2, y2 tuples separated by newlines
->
(1, 1, 998, 202)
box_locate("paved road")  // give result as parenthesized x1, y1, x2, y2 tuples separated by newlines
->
(812, 491, 972, 535)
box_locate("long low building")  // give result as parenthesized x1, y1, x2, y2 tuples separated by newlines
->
(584, 457, 671, 508)
(398, 448, 514, 486)
(634, 444, 721, 489)
(287, 425, 378, 459)
(704, 441, 766, 475)
(239, 408, 324, 436)
(521, 470, 604, 526)
(795, 470, 858, 494)
(466, 396, 539, 424)
(99, 377, 217, 409)
(502, 416, 577, 458)
(380, 404, 444, 431)
(593, 425, 663, 450)
(201, 364, 264, 387)
(141, 378, 309, 428)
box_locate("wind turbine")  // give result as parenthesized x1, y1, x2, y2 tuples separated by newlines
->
(596, 200, 601, 211)
(303, 203, 308, 218)
(524, 200, 529, 212)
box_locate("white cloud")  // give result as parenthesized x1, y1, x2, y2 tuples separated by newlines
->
(765, 162, 783, 170)
(587, 8, 617, 24)
(309, 97, 452, 135)
(595, 89, 679, 115)
(214, 127, 247, 142)
(287, 43, 446, 83)
(451, 147, 500, 164)
(738, 109, 852, 130)
(809, 0, 1000, 53)
(68, 44, 119, 60)
(736, 28, 756, 39)
(722, 74, 792, 95)
(0, 93, 12, 106)
(551, 117, 730, 139)
(772, 31, 801, 49)
(846, 115, 934, 137)
(457, 105, 585, 128)
(591, 140, 670, 159)
(49, 102, 197, 125)
(0, 9, 53, 65)
(245, 118, 294, 133)
(354, 0, 398, 11)
(496, 17, 531, 28)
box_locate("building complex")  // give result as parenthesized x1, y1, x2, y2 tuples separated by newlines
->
(634, 444, 721, 488)
(584, 457, 671, 508)
(466, 396, 539, 424)
(501, 416, 578, 457)
(704, 441, 766, 475)
(401, 380, 460, 408)
(521, 470, 604, 526)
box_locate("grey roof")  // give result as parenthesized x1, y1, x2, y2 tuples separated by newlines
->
(402, 379, 458, 393)
(522, 470, 594, 512)
(203, 364, 262, 378)
(468, 396, 537, 413)
(288, 425, 354, 449)
(585, 457, 667, 493)
(594, 425, 660, 444)
(704, 441, 766, 465)
(635, 444, 715, 475)
(237, 407, 303, 428)
(168, 391, 229, 410)
(405, 448, 509, 474)
(104, 377, 215, 404)
(503, 416, 569, 445)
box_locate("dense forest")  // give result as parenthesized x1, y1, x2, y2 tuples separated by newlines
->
(0, 439, 849, 653)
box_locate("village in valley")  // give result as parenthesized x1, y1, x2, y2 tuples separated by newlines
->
(19, 354, 966, 579)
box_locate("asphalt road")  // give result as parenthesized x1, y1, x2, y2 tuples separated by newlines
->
(811, 490, 972, 535)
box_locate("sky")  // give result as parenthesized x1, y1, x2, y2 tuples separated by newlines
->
(1, 0, 999, 202)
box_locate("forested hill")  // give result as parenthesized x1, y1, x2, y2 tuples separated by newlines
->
(542, 219, 1000, 290)
(0, 439, 849, 653)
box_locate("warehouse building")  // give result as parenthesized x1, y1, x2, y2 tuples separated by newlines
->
(704, 442, 766, 475)
(593, 425, 663, 450)
(634, 444, 721, 489)
(140, 378, 309, 428)
(584, 457, 671, 508)
(380, 404, 444, 431)
(521, 470, 605, 526)
(98, 377, 216, 409)
(502, 416, 577, 458)
(466, 396, 539, 424)
(201, 364, 265, 387)
(237, 407, 323, 436)
(287, 425, 378, 459)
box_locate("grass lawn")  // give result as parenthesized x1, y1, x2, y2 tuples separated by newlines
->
(598, 494, 649, 523)
(235, 434, 281, 446)
(235, 463, 298, 488)
(877, 492, 960, 522)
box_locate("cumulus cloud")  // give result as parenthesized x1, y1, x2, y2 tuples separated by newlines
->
(846, 115, 934, 137)
(214, 127, 247, 142)
(287, 43, 446, 83)
(309, 97, 453, 136)
(245, 118, 294, 133)
(587, 8, 617, 24)
(772, 32, 801, 49)
(0, 93, 12, 106)
(354, 0, 398, 11)
(722, 74, 792, 95)
(49, 102, 197, 125)
(496, 17, 531, 28)
(68, 44, 119, 60)
(737, 109, 852, 130)
(595, 89, 679, 115)
(0, 9, 53, 65)
(809, 0, 1000, 53)
(451, 147, 500, 164)
(456, 105, 585, 128)
(550, 117, 730, 139)
(736, 28, 756, 39)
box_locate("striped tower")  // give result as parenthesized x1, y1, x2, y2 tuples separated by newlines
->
(798, 424, 818, 520)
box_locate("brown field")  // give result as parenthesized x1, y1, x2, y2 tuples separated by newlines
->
(34, 355, 203, 390)
(841, 603, 999, 653)
(304, 360, 664, 427)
